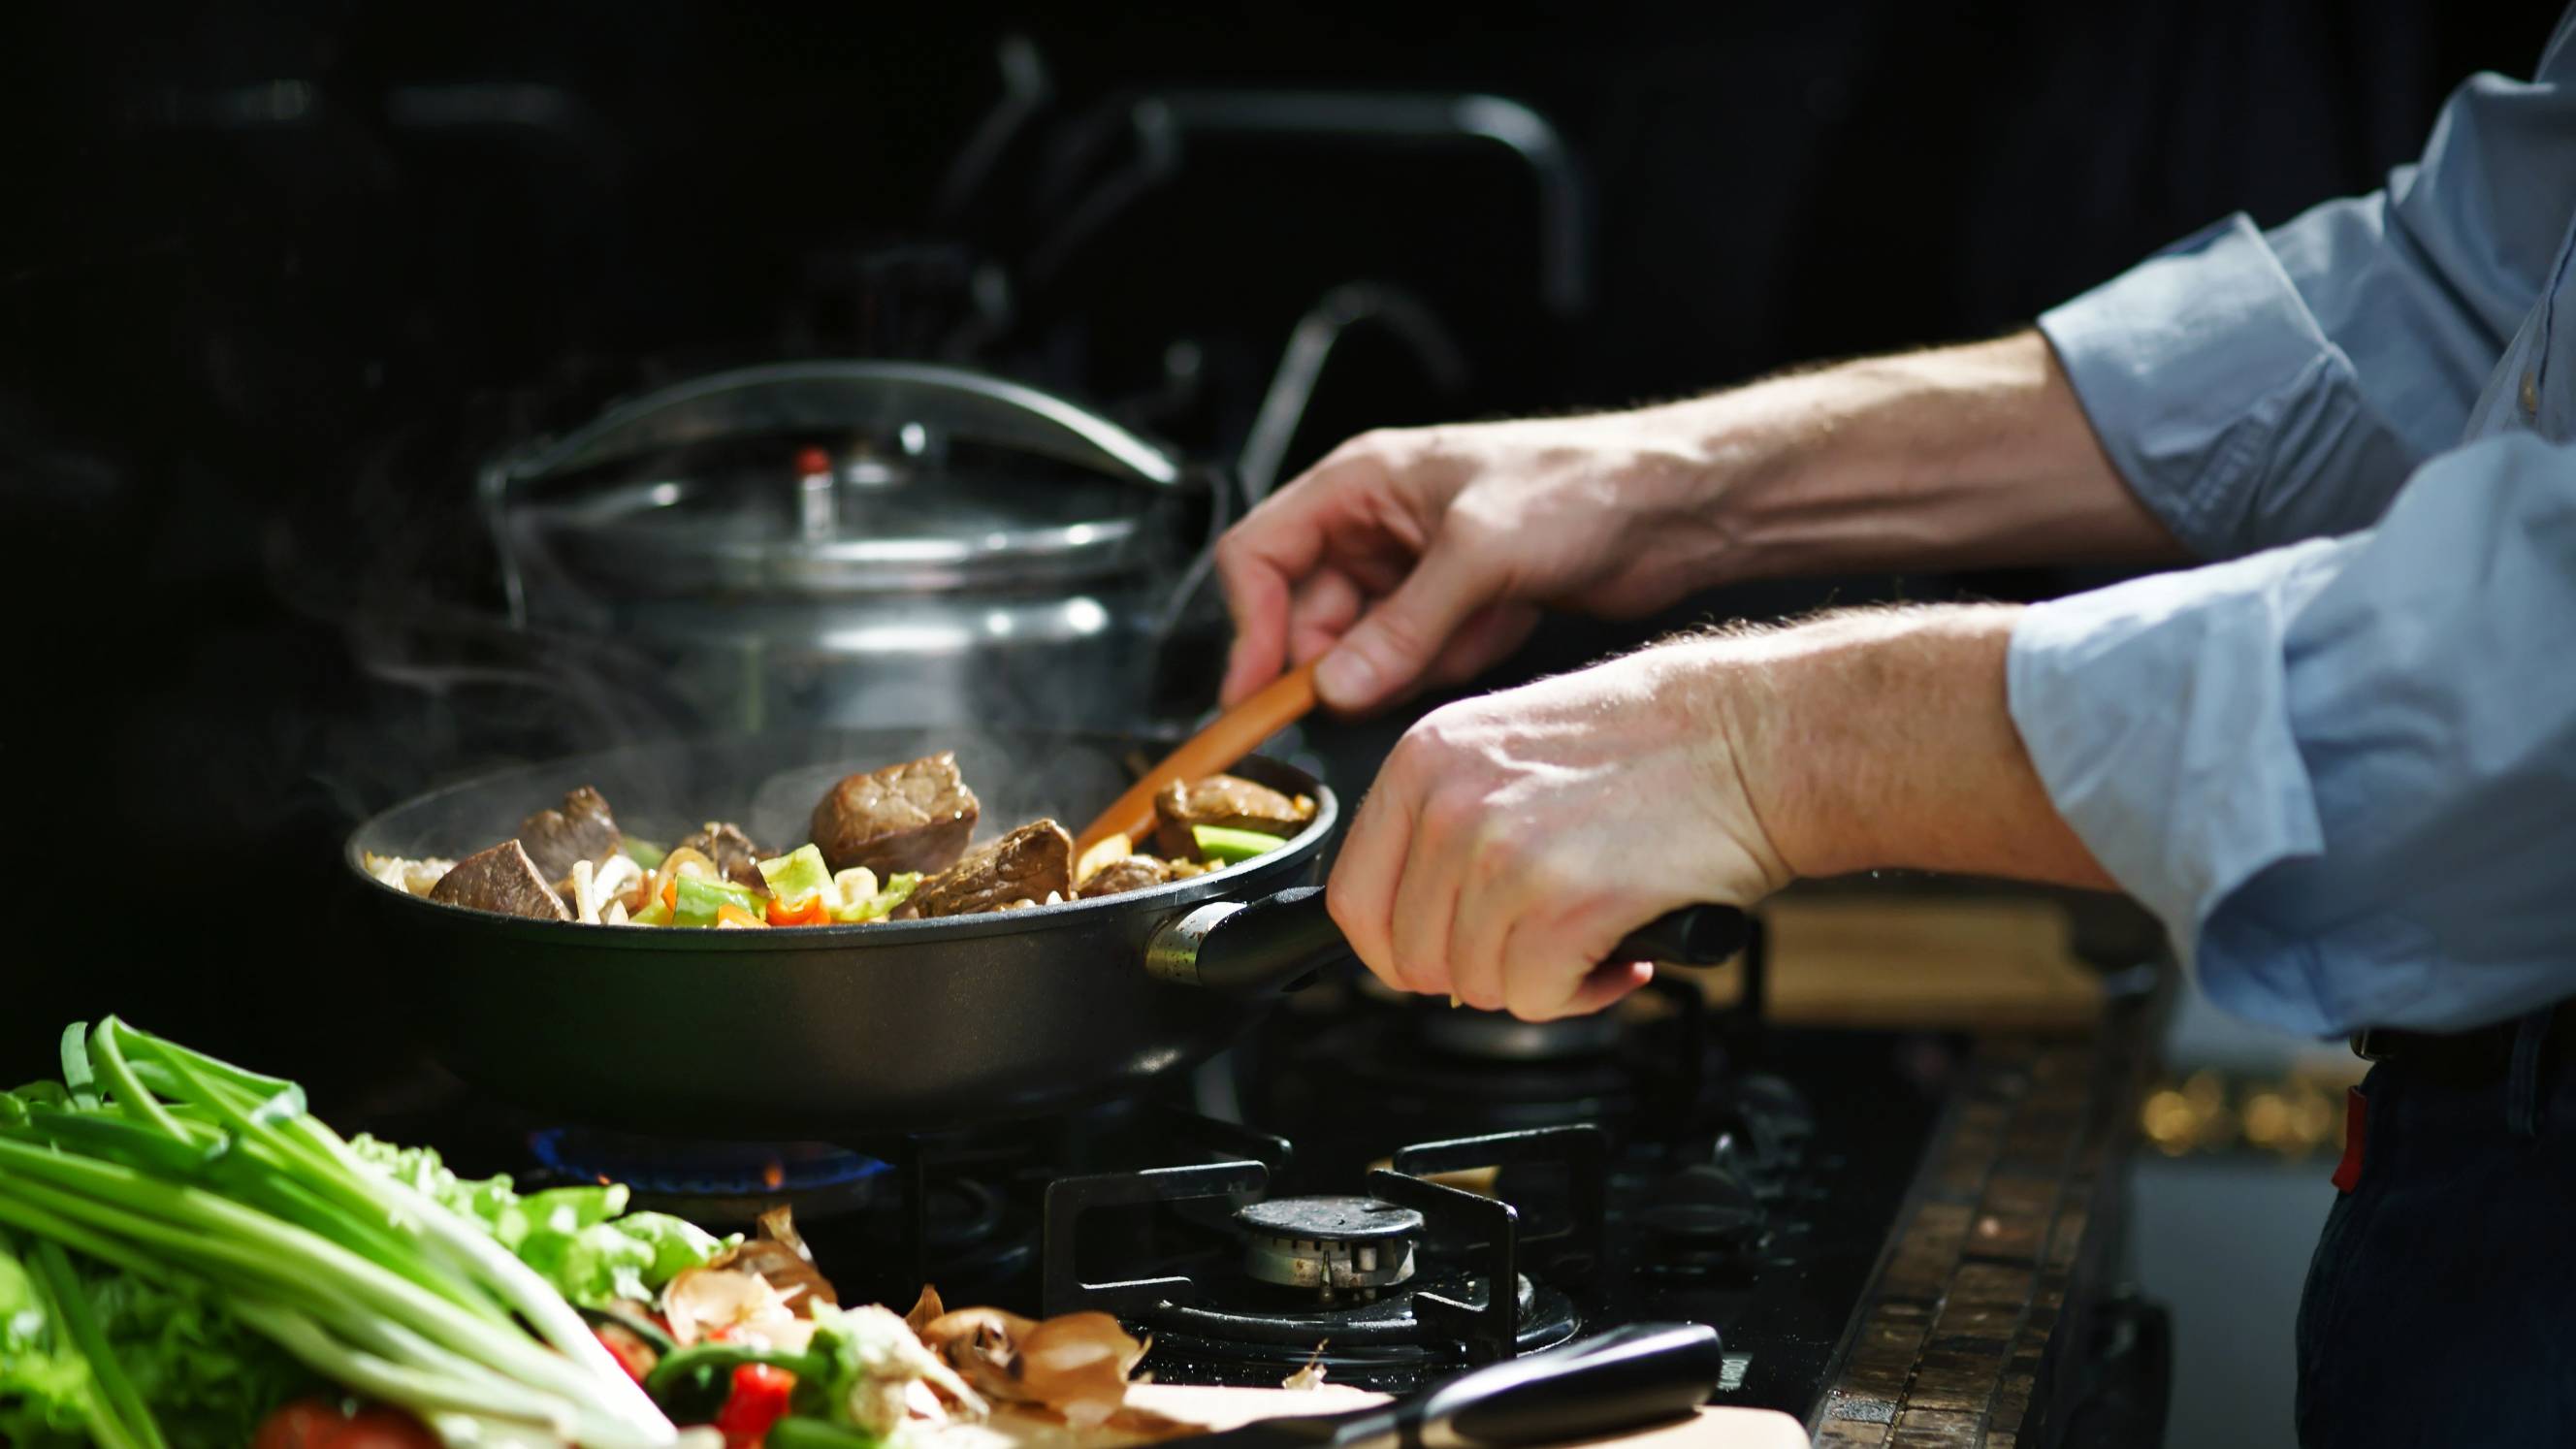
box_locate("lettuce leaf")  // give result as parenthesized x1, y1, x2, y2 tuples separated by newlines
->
(87, 1271, 315, 1449)
(1, 1236, 313, 1449)
(0, 1240, 104, 1449)
(345, 1135, 727, 1309)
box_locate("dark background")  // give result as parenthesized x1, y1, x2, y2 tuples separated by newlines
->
(5, 1, 2562, 1097)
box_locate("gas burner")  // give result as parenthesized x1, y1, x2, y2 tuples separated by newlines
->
(526, 1125, 889, 1225)
(1415, 1008, 1624, 1062)
(1260, 968, 1758, 1164)
(1631, 1163, 1770, 1284)
(1043, 1124, 1607, 1389)
(1237, 1195, 1422, 1299)
(1149, 1267, 1581, 1372)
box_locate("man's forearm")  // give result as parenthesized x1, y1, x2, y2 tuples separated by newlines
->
(1689, 605, 2118, 891)
(1635, 332, 2188, 584)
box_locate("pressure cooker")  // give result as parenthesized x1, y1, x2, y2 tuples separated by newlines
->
(481, 361, 1228, 736)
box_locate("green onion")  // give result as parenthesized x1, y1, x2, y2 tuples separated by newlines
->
(24, 1236, 164, 1449)
(0, 1018, 680, 1449)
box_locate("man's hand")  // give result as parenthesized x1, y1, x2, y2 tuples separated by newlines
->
(1325, 640, 1790, 1019)
(1215, 414, 1739, 714)
(1328, 606, 2120, 1019)
(1215, 333, 2177, 716)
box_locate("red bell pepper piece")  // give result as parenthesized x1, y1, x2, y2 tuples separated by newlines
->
(715, 1363, 797, 1449)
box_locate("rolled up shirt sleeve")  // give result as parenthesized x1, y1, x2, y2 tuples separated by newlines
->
(2038, 23, 2576, 561)
(2007, 432, 2576, 1038)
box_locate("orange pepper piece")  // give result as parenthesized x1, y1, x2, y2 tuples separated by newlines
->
(766, 893, 830, 926)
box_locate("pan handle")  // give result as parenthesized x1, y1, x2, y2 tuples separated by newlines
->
(1145, 886, 1752, 997)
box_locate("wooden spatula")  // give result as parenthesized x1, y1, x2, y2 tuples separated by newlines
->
(1077, 660, 1320, 857)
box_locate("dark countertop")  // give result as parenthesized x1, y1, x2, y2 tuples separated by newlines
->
(1816, 975, 2169, 1447)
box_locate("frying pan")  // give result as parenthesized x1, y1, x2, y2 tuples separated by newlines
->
(345, 727, 1748, 1139)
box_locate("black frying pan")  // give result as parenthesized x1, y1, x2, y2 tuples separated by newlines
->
(345, 728, 1747, 1139)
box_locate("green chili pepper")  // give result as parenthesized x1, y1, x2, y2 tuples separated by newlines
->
(1192, 824, 1290, 865)
(764, 1417, 882, 1449)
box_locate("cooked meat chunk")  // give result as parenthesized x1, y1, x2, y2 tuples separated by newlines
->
(1079, 854, 1172, 899)
(1152, 775, 1316, 858)
(429, 840, 571, 920)
(677, 821, 765, 888)
(812, 753, 981, 878)
(517, 786, 623, 882)
(910, 820, 1074, 918)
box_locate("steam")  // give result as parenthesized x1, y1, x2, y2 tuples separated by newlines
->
(269, 380, 1234, 851)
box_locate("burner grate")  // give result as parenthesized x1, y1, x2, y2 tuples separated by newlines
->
(1042, 1120, 1610, 1369)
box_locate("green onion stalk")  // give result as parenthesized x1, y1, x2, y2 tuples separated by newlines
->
(0, 1019, 679, 1449)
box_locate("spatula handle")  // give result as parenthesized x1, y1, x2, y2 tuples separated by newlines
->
(1078, 660, 1319, 856)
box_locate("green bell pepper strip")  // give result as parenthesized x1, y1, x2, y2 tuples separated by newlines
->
(672, 875, 766, 928)
(620, 839, 667, 871)
(756, 845, 836, 909)
(833, 872, 920, 924)
(1192, 824, 1290, 865)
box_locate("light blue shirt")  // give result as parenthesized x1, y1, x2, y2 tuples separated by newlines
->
(2012, 9, 2576, 1037)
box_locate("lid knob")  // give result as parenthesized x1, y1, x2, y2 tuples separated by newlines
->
(795, 446, 835, 542)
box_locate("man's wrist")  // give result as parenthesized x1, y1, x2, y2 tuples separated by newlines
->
(1682, 605, 2117, 890)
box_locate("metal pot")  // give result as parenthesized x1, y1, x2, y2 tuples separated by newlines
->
(483, 362, 1225, 736)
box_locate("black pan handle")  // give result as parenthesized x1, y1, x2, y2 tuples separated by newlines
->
(1404, 1322, 1724, 1448)
(1145, 888, 1752, 997)
(1145, 886, 1346, 994)
(1607, 903, 1754, 966)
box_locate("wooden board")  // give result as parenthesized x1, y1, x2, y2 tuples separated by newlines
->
(1120, 1383, 1810, 1448)
(1661, 894, 2103, 1031)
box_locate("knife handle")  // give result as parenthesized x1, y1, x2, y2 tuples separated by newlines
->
(1407, 1323, 1723, 1447)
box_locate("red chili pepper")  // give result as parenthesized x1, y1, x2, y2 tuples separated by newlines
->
(715, 1363, 797, 1449)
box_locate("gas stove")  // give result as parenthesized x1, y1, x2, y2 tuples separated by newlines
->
(341, 925, 1958, 1420)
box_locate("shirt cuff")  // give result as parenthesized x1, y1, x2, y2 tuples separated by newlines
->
(2038, 215, 2364, 561)
(2005, 540, 2358, 1011)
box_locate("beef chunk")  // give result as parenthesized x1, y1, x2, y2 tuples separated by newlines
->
(430, 840, 571, 920)
(1152, 775, 1316, 858)
(811, 753, 980, 876)
(910, 820, 1074, 918)
(677, 821, 765, 889)
(518, 786, 623, 882)
(1079, 854, 1172, 899)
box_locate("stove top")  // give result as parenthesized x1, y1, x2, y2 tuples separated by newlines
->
(341, 926, 1957, 1420)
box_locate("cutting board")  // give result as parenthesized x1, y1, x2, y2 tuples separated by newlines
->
(1119, 1383, 1810, 1448)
